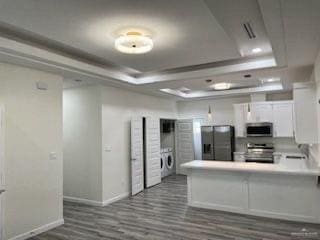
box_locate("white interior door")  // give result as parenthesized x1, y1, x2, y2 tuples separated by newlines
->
(131, 116, 144, 196)
(176, 119, 194, 175)
(145, 117, 161, 188)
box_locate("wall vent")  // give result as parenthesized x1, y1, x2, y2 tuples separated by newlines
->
(243, 22, 256, 39)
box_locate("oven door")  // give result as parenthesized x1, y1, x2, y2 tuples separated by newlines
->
(245, 154, 274, 163)
(246, 122, 273, 137)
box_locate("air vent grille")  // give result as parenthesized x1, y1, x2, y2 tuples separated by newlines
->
(243, 22, 256, 39)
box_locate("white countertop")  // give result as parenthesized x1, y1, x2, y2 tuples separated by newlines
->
(181, 160, 320, 176)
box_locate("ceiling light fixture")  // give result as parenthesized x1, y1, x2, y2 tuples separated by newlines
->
(261, 77, 280, 83)
(115, 31, 153, 54)
(208, 106, 212, 123)
(252, 48, 262, 53)
(212, 82, 231, 90)
(266, 78, 275, 82)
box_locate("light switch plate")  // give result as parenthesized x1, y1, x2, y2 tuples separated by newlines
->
(105, 146, 111, 152)
(36, 81, 48, 90)
(49, 152, 57, 160)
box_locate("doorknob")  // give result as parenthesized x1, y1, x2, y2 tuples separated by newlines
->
(0, 189, 5, 194)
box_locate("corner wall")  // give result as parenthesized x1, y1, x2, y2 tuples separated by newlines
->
(310, 49, 320, 166)
(177, 96, 250, 124)
(100, 85, 177, 203)
(62, 84, 178, 206)
(0, 63, 63, 239)
(63, 85, 102, 204)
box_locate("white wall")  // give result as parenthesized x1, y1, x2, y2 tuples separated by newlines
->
(100, 85, 177, 203)
(177, 95, 299, 153)
(63, 84, 177, 205)
(0, 63, 63, 239)
(177, 96, 250, 125)
(160, 120, 175, 149)
(267, 91, 293, 101)
(310, 49, 320, 166)
(63, 85, 102, 203)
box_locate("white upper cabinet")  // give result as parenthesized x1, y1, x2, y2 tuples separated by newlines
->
(233, 104, 247, 137)
(234, 101, 295, 138)
(272, 102, 294, 137)
(249, 102, 273, 123)
(293, 82, 318, 144)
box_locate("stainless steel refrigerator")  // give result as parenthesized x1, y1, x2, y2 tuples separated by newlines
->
(201, 125, 235, 161)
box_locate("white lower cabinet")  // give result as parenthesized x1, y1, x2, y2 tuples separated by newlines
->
(189, 171, 248, 211)
(234, 152, 245, 162)
(249, 174, 320, 222)
(188, 170, 320, 223)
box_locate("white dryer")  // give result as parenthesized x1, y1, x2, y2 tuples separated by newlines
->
(165, 147, 175, 176)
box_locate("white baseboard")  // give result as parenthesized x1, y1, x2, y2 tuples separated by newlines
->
(190, 201, 320, 224)
(8, 219, 64, 240)
(103, 192, 129, 206)
(63, 196, 104, 207)
(64, 192, 130, 207)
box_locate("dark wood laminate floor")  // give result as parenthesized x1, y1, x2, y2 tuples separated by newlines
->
(33, 175, 320, 240)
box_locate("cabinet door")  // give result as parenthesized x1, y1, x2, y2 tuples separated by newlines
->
(294, 85, 318, 144)
(272, 103, 294, 137)
(234, 104, 246, 137)
(250, 103, 273, 122)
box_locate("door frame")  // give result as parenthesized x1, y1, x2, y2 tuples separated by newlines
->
(175, 119, 195, 175)
(0, 105, 5, 240)
(131, 116, 144, 196)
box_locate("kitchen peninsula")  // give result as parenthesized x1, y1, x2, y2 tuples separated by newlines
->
(181, 159, 320, 223)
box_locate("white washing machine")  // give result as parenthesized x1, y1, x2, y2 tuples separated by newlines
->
(160, 148, 166, 178)
(165, 147, 175, 176)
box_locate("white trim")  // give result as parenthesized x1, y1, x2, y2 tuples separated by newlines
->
(63, 196, 104, 207)
(190, 201, 320, 224)
(8, 219, 64, 240)
(63, 192, 130, 207)
(0, 105, 5, 240)
(102, 192, 129, 206)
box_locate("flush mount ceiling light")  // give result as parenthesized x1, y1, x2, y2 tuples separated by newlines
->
(211, 82, 231, 90)
(266, 78, 276, 82)
(115, 31, 153, 54)
(252, 48, 262, 53)
(261, 77, 280, 83)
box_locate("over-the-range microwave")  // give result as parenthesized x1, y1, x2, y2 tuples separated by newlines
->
(246, 122, 273, 137)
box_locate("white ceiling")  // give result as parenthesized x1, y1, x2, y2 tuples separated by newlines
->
(281, 0, 320, 67)
(0, 0, 319, 99)
(0, 0, 246, 72)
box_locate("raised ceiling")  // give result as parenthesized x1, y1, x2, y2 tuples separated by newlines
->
(0, 0, 319, 99)
(0, 0, 245, 72)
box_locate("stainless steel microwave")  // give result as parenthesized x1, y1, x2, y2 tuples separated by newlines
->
(246, 122, 273, 137)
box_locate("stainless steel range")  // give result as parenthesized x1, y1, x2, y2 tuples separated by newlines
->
(245, 143, 274, 163)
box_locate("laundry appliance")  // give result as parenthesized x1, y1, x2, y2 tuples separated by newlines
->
(160, 148, 166, 178)
(165, 147, 175, 176)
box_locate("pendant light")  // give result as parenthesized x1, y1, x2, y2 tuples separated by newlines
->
(247, 103, 251, 120)
(208, 106, 212, 123)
